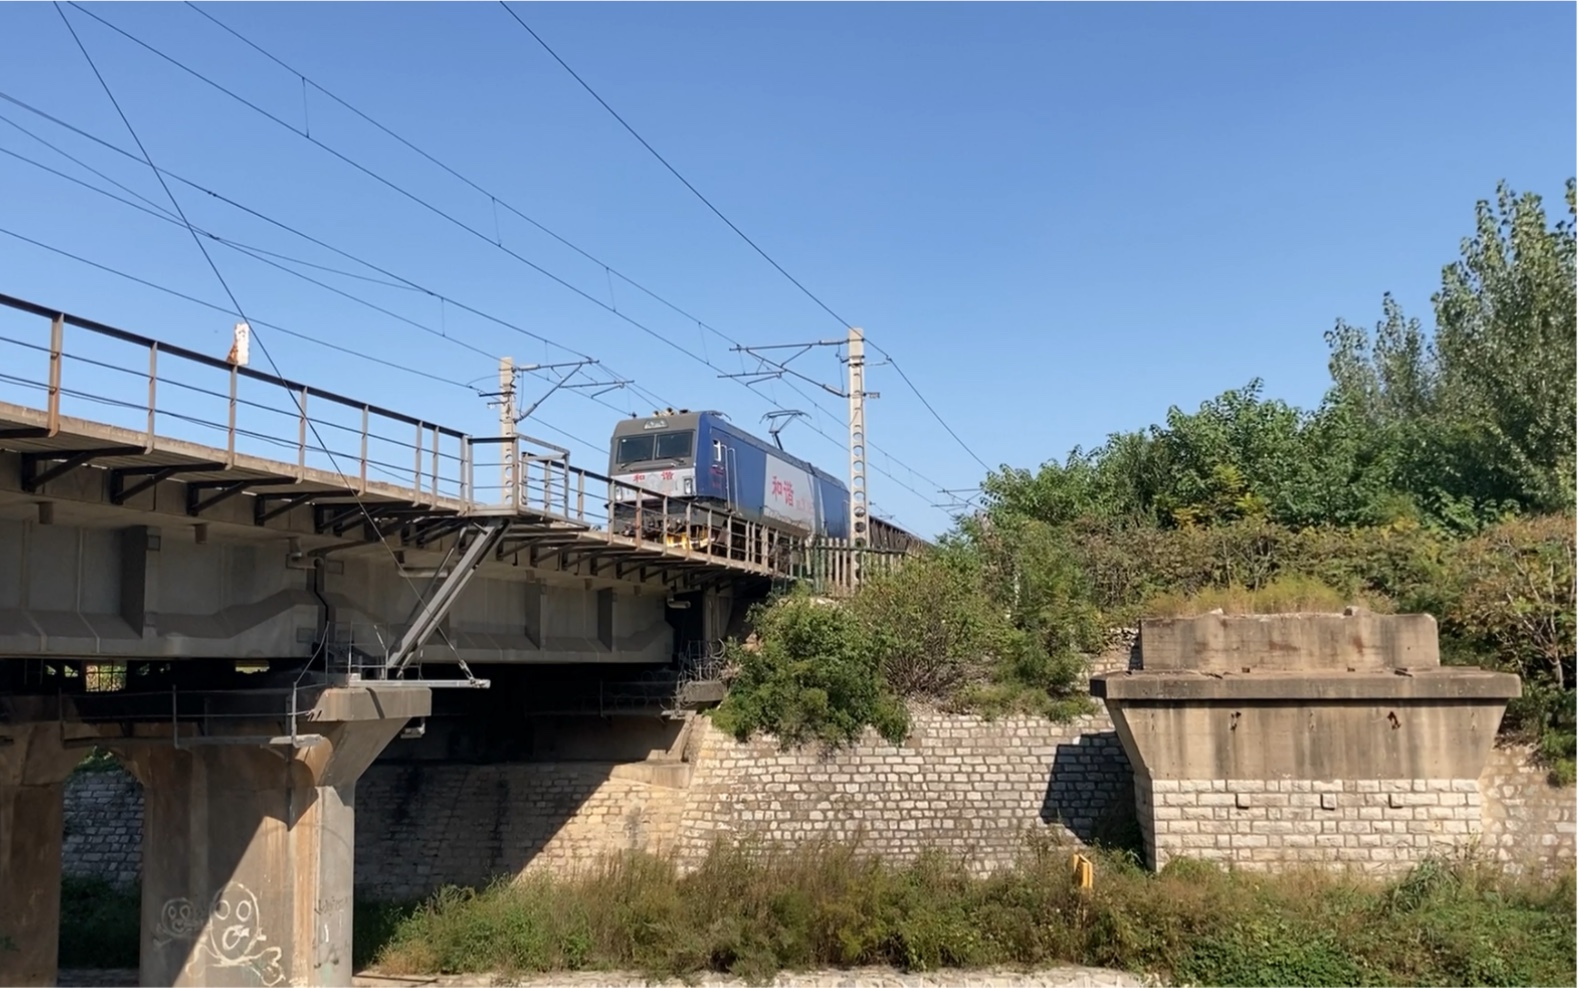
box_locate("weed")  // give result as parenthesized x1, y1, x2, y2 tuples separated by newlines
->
(365, 843, 1576, 986)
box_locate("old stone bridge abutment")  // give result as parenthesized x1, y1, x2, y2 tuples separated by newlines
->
(1094, 611, 1525, 872)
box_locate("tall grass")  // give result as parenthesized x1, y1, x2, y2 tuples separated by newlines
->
(370, 839, 1577, 986)
(1140, 573, 1393, 619)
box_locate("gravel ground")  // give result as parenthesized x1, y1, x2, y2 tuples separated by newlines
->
(61, 966, 1160, 987)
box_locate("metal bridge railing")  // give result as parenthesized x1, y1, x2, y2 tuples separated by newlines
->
(799, 538, 910, 597)
(0, 292, 470, 499)
(0, 293, 914, 585)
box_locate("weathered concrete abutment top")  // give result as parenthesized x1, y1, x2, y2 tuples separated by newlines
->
(1091, 610, 1522, 782)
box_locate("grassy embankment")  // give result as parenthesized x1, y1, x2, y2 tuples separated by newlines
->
(62, 840, 1576, 986)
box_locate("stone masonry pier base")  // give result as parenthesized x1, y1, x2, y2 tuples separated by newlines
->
(114, 685, 429, 987)
(1094, 612, 1521, 874)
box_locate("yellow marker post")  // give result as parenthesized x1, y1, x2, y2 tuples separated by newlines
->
(1071, 853, 1094, 891)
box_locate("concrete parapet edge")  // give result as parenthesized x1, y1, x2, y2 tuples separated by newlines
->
(1092, 669, 1522, 702)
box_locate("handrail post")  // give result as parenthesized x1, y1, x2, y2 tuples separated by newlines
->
(430, 428, 440, 501)
(145, 342, 158, 449)
(46, 313, 63, 435)
(297, 387, 308, 479)
(576, 471, 585, 521)
(359, 404, 369, 494)
(461, 438, 474, 509)
(511, 436, 521, 512)
(226, 364, 238, 467)
(604, 480, 614, 542)
(414, 421, 424, 496)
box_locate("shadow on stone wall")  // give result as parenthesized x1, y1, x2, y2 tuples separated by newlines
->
(355, 758, 676, 902)
(1039, 730, 1138, 850)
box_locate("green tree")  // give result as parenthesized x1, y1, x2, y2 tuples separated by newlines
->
(1433, 179, 1577, 514)
(1325, 179, 1577, 530)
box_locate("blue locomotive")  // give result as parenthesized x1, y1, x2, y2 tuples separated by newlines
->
(608, 409, 851, 543)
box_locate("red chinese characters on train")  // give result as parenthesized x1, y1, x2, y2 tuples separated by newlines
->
(770, 476, 797, 509)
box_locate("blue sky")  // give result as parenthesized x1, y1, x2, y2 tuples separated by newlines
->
(0, 1, 1573, 536)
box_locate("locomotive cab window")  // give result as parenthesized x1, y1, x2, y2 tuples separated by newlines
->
(616, 435, 654, 465)
(617, 431, 693, 465)
(655, 431, 693, 460)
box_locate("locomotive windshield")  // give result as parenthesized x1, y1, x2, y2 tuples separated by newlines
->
(616, 430, 693, 465)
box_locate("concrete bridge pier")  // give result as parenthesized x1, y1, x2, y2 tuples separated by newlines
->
(0, 703, 84, 987)
(112, 686, 430, 988)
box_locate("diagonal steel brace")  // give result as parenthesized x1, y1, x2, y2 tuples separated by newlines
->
(385, 518, 510, 674)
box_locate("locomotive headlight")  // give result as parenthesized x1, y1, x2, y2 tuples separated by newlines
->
(683, 477, 694, 495)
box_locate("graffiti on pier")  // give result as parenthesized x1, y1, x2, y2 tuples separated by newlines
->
(154, 883, 285, 986)
(312, 894, 349, 972)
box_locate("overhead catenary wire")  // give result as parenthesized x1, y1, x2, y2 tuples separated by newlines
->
(0, 164, 613, 459)
(62, 2, 751, 386)
(496, 0, 995, 474)
(51, 0, 472, 678)
(0, 93, 616, 371)
(0, 128, 643, 433)
(0, 132, 490, 362)
(0, 226, 612, 463)
(0, 91, 657, 422)
(495, 0, 852, 331)
(21, 9, 959, 521)
(0, 224, 479, 393)
(100, 1, 959, 503)
(161, 5, 879, 463)
(0, 94, 954, 520)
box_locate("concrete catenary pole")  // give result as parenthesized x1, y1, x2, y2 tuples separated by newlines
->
(847, 326, 868, 552)
(498, 356, 516, 506)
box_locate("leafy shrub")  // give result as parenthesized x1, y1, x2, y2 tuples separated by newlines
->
(711, 587, 908, 749)
(1175, 918, 1374, 987)
(845, 545, 1011, 701)
(1444, 514, 1577, 780)
(721, 532, 1096, 742)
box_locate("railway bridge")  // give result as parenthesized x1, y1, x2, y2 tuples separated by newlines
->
(0, 294, 902, 986)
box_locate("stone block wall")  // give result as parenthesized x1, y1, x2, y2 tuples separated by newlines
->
(1478, 743, 1577, 877)
(60, 705, 1133, 899)
(61, 768, 141, 889)
(58, 701, 1575, 898)
(342, 707, 1133, 900)
(675, 709, 1131, 872)
(352, 762, 685, 902)
(1142, 777, 1484, 874)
